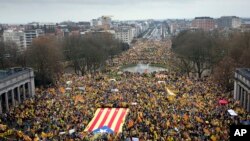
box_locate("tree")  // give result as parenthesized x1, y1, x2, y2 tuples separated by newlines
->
(213, 31, 250, 90)
(172, 30, 222, 78)
(26, 36, 63, 86)
(213, 56, 236, 91)
(0, 40, 19, 69)
(64, 34, 123, 75)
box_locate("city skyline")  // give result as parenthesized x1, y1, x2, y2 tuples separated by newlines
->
(0, 0, 250, 24)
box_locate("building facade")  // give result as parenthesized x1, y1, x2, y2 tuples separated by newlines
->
(3, 29, 44, 49)
(91, 16, 112, 30)
(25, 29, 44, 48)
(3, 30, 26, 50)
(217, 16, 241, 29)
(192, 17, 215, 31)
(0, 68, 35, 114)
(115, 27, 134, 44)
(234, 68, 250, 112)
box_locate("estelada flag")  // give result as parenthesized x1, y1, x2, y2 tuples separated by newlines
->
(84, 108, 129, 134)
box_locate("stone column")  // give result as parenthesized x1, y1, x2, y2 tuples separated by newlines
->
(247, 93, 250, 112)
(244, 90, 247, 109)
(234, 81, 238, 99)
(17, 86, 21, 103)
(23, 84, 26, 100)
(28, 82, 32, 97)
(240, 87, 243, 105)
(0, 97, 2, 114)
(31, 78, 35, 97)
(5, 92, 9, 112)
(236, 85, 240, 101)
(11, 89, 15, 107)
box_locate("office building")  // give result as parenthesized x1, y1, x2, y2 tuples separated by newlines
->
(3, 30, 26, 50)
(217, 16, 241, 29)
(192, 17, 215, 31)
(25, 29, 44, 48)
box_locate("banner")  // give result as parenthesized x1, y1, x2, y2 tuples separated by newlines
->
(84, 108, 129, 134)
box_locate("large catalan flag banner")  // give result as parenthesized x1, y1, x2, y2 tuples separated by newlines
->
(84, 108, 129, 134)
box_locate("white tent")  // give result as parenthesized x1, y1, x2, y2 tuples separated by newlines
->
(126, 138, 139, 141)
(69, 129, 75, 134)
(111, 89, 119, 92)
(78, 87, 85, 91)
(59, 132, 66, 135)
(157, 81, 165, 84)
(131, 102, 138, 105)
(109, 79, 116, 82)
(227, 109, 238, 116)
(117, 71, 123, 75)
(66, 81, 72, 85)
(66, 87, 72, 91)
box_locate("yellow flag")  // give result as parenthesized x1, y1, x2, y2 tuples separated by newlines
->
(41, 132, 47, 138)
(166, 120, 170, 127)
(195, 116, 204, 123)
(203, 128, 210, 136)
(128, 120, 134, 128)
(211, 135, 217, 141)
(59, 87, 65, 94)
(183, 114, 189, 121)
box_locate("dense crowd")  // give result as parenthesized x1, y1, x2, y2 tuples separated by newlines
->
(0, 40, 249, 140)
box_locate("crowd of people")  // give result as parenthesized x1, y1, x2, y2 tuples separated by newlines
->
(0, 39, 249, 140)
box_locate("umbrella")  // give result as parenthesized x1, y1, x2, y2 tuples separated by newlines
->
(219, 99, 228, 105)
(69, 129, 75, 134)
(66, 81, 72, 85)
(111, 89, 119, 92)
(78, 87, 85, 91)
(126, 137, 139, 141)
(227, 109, 237, 116)
(240, 120, 250, 125)
(66, 87, 72, 91)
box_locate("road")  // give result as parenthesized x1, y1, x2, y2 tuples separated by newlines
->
(142, 25, 163, 41)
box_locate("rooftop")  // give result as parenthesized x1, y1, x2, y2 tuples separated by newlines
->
(0, 67, 28, 80)
(236, 68, 250, 81)
(194, 17, 213, 20)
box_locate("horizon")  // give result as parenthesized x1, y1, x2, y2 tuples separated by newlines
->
(1, 0, 250, 24)
(1, 16, 250, 25)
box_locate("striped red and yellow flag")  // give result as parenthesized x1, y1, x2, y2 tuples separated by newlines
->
(84, 108, 129, 133)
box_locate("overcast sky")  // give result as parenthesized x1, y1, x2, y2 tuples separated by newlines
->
(0, 0, 249, 24)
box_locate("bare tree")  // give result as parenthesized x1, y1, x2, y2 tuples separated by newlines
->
(213, 31, 250, 90)
(0, 40, 19, 69)
(63, 34, 123, 75)
(26, 36, 63, 86)
(172, 30, 219, 78)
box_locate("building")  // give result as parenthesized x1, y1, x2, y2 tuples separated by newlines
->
(3, 30, 26, 50)
(82, 30, 115, 40)
(91, 16, 113, 30)
(0, 68, 35, 114)
(3, 29, 44, 49)
(217, 16, 241, 29)
(25, 29, 44, 48)
(234, 68, 250, 112)
(192, 17, 215, 31)
(78, 21, 91, 30)
(168, 19, 191, 35)
(115, 27, 134, 44)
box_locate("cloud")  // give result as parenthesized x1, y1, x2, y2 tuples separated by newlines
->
(0, 0, 197, 5)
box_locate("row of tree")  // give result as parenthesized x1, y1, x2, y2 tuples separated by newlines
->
(172, 30, 250, 91)
(0, 34, 128, 86)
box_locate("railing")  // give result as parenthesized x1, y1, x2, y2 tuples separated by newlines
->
(0, 68, 34, 91)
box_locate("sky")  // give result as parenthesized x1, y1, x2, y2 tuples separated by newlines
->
(0, 0, 249, 24)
